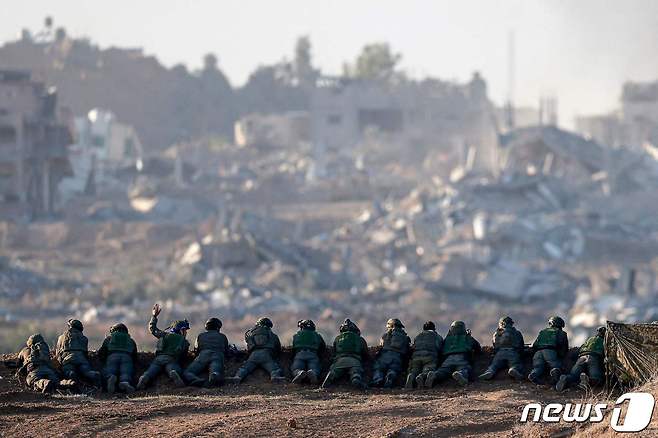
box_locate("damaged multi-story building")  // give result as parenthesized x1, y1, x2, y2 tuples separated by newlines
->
(0, 70, 72, 218)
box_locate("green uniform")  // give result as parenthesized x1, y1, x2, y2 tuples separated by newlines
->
(529, 327, 569, 383)
(430, 331, 480, 386)
(98, 332, 138, 385)
(56, 328, 100, 384)
(138, 316, 190, 387)
(291, 329, 326, 377)
(324, 331, 369, 388)
(563, 335, 604, 387)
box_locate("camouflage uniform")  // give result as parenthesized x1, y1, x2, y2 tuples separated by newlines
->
(137, 316, 190, 389)
(479, 317, 525, 380)
(528, 316, 569, 384)
(371, 319, 411, 388)
(291, 320, 326, 384)
(229, 318, 284, 383)
(98, 323, 138, 394)
(321, 319, 369, 389)
(184, 318, 230, 386)
(16, 334, 61, 393)
(556, 326, 605, 391)
(428, 321, 481, 387)
(405, 321, 443, 389)
(56, 320, 101, 385)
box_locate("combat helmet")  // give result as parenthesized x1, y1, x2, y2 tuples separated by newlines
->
(340, 318, 360, 334)
(110, 323, 128, 334)
(256, 317, 273, 328)
(68, 319, 84, 331)
(205, 317, 222, 331)
(548, 316, 565, 329)
(423, 321, 436, 331)
(499, 316, 514, 328)
(298, 319, 316, 331)
(596, 326, 606, 337)
(386, 318, 404, 330)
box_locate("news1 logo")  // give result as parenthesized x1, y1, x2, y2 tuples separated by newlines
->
(520, 392, 655, 432)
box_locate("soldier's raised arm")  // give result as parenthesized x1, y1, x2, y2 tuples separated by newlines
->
(148, 303, 167, 338)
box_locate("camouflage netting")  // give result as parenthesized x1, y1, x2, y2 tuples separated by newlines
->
(605, 321, 658, 389)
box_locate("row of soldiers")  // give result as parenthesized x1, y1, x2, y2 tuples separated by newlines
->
(16, 305, 605, 394)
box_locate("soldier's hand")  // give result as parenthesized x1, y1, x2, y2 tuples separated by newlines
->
(152, 303, 161, 317)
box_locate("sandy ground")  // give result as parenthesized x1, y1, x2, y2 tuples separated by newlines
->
(0, 358, 602, 438)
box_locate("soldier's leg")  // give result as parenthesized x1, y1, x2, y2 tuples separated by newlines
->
(61, 361, 77, 380)
(451, 356, 471, 386)
(544, 349, 563, 383)
(480, 352, 504, 380)
(406, 359, 422, 389)
(556, 356, 586, 392)
(307, 354, 321, 384)
(137, 357, 164, 389)
(348, 365, 366, 389)
(184, 356, 208, 386)
(321, 366, 345, 389)
(77, 357, 101, 385)
(291, 352, 308, 383)
(371, 357, 386, 386)
(427, 356, 456, 388)
(260, 354, 285, 381)
(233, 356, 258, 382)
(584, 355, 603, 387)
(384, 355, 402, 388)
(116, 354, 135, 393)
(164, 359, 185, 387)
(506, 350, 524, 379)
(208, 355, 224, 385)
(528, 351, 546, 383)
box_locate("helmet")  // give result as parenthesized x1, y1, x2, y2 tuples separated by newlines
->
(298, 319, 316, 331)
(205, 318, 222, 331)
(339, 318, 360, 334)
(27, 333, 44, 347)
(423, 321, 436, 331)
(499, 316, 514, 328)
(170, 319, 190, 334)
(68, 319, 84, 331)
(110, 323, 128, 334)
(548, 316, 565, 329)
(449, 320, 466, 335)
(256, 317, 273, 328)
(596, 326, 606, 336)
(386, 318, 404, 329)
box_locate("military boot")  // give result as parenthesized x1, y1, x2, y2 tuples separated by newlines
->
(118, 382, 135, 394)
(208, 372, 221, 386)
(136, 375, 149, 390)
(549, 368, 561, 383)
(452, 371, 468, 386)
(107, 375, 117, 395)
(425, 371, 437, 388)
(527, 371, 540, 384)
(306, 370, 318, 385)
(271, 375, 287, 384)
(291, 370, 307, 384)
(383, 372, 396, 389)
(169, 370, 185, 388)
(404, 374, 415, 390)
(508, 368, 524, 380)
(478, 370, 494, 380)
(555, 374, 568, 392)
(351, 376, 367, 390)
(41, 379, 57, 394)
(578, 373, 590, 390)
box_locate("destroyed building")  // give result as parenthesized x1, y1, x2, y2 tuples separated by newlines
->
(0, 70, 72, 218)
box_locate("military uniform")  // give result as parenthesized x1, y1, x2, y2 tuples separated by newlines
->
(480, 317, 525, 380)
(56, 321, 100, 385)
(371, 320, 411, 388)
(16, 334, 60, 393)
(98, 324, 138, 393)
(291, 321, 326, 384)
(528, 317, 569, 384)
(231, 320, 284, 382)
(184, 324, 230, 386)
(556, 328, 604, 391)
(428, 321, 480, 387)
(321, 319, 369, 389)
(137, 316, 190, 388)
(405, 326, 443, 389)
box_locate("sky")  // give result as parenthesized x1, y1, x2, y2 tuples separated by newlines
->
(2, 0, 657, 129)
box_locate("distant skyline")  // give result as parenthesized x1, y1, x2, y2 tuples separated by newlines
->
(2, 0, 657, 128)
